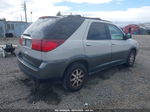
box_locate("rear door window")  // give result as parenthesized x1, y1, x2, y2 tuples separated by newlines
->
(87, 22, 109, 40)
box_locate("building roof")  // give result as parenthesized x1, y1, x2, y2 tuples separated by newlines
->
(7, 21, 31, 24)
(0, 19, 31, 24)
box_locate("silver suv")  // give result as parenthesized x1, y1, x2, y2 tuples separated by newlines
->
(17, 15, 139, 91)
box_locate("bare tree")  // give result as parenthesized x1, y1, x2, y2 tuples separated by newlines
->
(56, 11, 61, 16)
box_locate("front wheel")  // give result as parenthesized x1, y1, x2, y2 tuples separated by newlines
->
(63, 63, 87, 91)
(126, 50, 136, 67)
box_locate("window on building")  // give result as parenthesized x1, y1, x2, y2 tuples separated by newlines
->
(0, 27, 3, 37)
(7, 24, 10, 30)
(7, 24, 14, 30)
(11, 24, 14, 30)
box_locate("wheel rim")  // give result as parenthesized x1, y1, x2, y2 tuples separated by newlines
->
(70, 69, 84, 88)
(129, 52, 135, 65)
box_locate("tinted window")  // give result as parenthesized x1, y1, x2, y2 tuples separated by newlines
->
(24, 16, 85, 39)
(47, 16, 84, 39)
(24, 17, 58, 39)
(87, 22, 108, 40)
(108, 24, 124, 40)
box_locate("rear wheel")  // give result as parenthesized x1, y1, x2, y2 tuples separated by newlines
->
(63, 63, 87, 91)
(126, 50, 136, 67)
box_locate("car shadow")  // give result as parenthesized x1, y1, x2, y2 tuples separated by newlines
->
(20, 65, 131, 105)
(20, 78, 63, 105)
(86, 65, 131, 86)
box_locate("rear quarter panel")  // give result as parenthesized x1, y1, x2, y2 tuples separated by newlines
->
(41, 20, 89, 62)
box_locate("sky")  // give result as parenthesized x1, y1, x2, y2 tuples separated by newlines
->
(0, 0, 150, 24)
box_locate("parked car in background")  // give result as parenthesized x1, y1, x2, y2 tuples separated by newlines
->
(17, 15, 139, 91)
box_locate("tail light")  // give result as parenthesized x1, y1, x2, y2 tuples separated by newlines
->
(31, 39, 42, 51)
(19, 37, 23, 46)
(31, 39, 65, 52)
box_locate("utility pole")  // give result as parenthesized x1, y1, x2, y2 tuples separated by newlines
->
(21, 1, 27, 22)
(30, 11, 32, 22)
(20, 15, 22, 21)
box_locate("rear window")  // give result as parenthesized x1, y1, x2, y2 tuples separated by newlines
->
(23, 16, 85, 39)
(23, 17, 59, 39)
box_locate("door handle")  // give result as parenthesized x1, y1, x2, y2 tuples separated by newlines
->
(86, 43, 92, 46)
(112, 43, 116, 45)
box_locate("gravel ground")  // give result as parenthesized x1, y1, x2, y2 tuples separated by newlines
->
(0, 35, 150, 109)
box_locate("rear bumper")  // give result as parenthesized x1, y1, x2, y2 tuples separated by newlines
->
(17, 54, 67, 80)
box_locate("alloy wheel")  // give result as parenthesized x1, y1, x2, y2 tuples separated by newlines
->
(70, 69, 84, 88)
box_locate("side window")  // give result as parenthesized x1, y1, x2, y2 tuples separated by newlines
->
(49, 17, 85, 39)
(108, 24, 124, 40)
(87, 22, 109, 40)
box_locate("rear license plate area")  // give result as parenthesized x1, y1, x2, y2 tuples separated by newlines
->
(23, 39, 31, 48)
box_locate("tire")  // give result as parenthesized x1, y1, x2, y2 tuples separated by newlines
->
(63, 62, 87, 91)
(126, 50, 136, 67)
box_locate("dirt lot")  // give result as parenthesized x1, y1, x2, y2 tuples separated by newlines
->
(0, 35, 150, 109)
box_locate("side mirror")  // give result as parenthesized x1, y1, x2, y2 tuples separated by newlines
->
(124, 33, 132, 40)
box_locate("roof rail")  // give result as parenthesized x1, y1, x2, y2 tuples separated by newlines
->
(82, 16, 111, 22)
(100, 19, 112, 23)
(39, 16, 59, 19)
(65, 15, 107, 22)
(62, 15, 82, 18)
(83, 17, 101, 20)
(39, 15, 111, 22)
